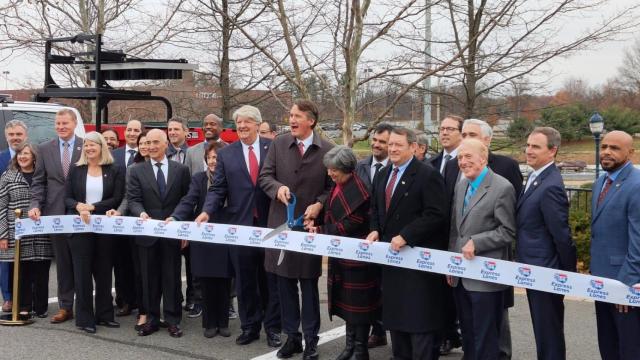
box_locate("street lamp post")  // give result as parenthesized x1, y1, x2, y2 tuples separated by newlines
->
(589, 111, 604, 180)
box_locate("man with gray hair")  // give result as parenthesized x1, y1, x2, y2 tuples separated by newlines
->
(442, 118, 523, 360)
(415, 132, 430, 162)
(195, 104, 282, 347)
(0, 119, 28, 312)
(185, 114, 226, 176)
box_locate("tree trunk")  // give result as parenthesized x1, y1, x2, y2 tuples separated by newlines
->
(220, 0, 232, 125)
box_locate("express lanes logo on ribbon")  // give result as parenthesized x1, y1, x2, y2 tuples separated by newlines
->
(132, 219, 145, 233)
(552, 273, 572, 294)
(416, 250, 435, 270)
(386, 247, 403, 265)
(516, 266, 535, 287)
(201, 224, 215, 241)
(177, 223, 191, 238)
(627, 285, 640, 305)
(300, 235, 316, 251)
(356, 242, 372, 260)
(248, 229, 262, 245)
(327, 238, 343, 257)
(448, 256, 466, 275)
(92, 217, 104, 232)
(481, 260, 500, 281)
(587, 279, 609, 300)
(53, 217, 65, 232)
(153, 221, 167, 236)
(225, 227, 239, 243)
(274, 232, 288, 248)
(112, 217, 126, 233)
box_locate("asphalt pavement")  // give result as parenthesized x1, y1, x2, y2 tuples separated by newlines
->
(0, 261, 601, 360)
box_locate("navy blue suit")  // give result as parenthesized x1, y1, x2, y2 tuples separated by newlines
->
(0, 149, 11, 174)
(516, 164, 576, 360)
(202, 137, 281, 335)
(590, 162, 640, 360)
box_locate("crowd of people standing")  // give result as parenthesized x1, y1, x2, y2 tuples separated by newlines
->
(0, 99, 638, 360)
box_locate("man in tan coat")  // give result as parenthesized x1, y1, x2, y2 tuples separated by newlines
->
(259, 99, 333, 360)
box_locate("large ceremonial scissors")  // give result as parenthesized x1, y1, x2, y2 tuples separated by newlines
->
(262, 193, 305, 265)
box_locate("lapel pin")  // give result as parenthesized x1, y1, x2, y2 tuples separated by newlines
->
(533, 181, 538, 186)
(401, 181, 405, 185)
(616, 184, 620, 187)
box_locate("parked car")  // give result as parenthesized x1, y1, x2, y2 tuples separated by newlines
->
(557, 160, 587, 172)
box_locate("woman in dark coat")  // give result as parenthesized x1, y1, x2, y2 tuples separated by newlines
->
(307, 146, 381, 360)
(0, 143, 53, 318)
(169, 141, 233, 339)
(65, 132, 124, 333)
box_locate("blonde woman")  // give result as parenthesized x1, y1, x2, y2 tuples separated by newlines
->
(64, 132, 124, 334)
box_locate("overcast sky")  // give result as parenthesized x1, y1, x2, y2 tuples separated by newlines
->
(0, 0, 638, 95)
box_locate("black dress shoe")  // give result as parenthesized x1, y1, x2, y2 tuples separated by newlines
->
(276, 336, 303, 359)
(97, 320, 121, 328)
(266, 331, 282, 348)
(134, 323, 144, 331)
(138, 323, 159, 336)
(159, 319, 169, 328)
(303, 336, 319, 360)
(116, 304, 132, 317)
(168, 325, 183, 338)
(218, 327, 231, 337)
(236, 330, 260, 345)
(77, 326, 97, 334)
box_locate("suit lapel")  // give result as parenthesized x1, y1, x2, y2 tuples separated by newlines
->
(592, 165, 632, 222)
(235, 142, 252, 183)
(459, 170, 492, 227)
(51, 139, 64, 180)
(385, 159, 418, 221)
(517, 165, 554, 210)
(455, 178, 468, 229)
(71, 138, 83, 164)
(165, 161, 177, 197)
(142, 161, 161, 198)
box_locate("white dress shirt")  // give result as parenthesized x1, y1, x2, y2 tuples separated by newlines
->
(125, 144, 138, 165)
(370, 158, 389, 181)
(152, 156, 169, 184)
(241, 137, 261, 174)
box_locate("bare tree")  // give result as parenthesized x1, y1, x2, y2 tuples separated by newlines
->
(616, 37, 640, 95)
(224, 0, 476, 146)
(439, 0, 640, 118)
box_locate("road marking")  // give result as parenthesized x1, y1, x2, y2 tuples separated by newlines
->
(250, 325, 346, 360)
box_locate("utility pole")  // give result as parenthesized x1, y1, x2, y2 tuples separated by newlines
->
(423, 0, 433, 143)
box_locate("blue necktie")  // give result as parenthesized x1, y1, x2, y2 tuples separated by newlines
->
(155, 162, 166, 199)
(463, 184, 474, 213)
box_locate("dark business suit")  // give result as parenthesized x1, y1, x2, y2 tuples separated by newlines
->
(590, 163, 640, 360)
(65, 164, 124, 327)
(202, 137, 281, 335)
(172, 171, 233, 330)
(516, 164, 576, 360)
(111, 147, 138, 310)
(127, 159, 191, 327)
(30, 137, 84, 311)
(0, 149, 11, 174)
(370, 158, 448, 360)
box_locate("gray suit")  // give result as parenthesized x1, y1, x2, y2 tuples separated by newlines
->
(184, 142, 206, 175)
(448, 168, 516, 360)
(30, 137, 84, 311)
(449, 169, 516, 292)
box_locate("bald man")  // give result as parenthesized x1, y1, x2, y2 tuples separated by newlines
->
(590, 131, 640, 360)
(128, 129, 191, 338)
(185, 114, 226, 175)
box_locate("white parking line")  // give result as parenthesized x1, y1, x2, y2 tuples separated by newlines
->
(250, 325, 346, 360)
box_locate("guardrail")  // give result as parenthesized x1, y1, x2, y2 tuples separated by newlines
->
(566, 187, 592, 214)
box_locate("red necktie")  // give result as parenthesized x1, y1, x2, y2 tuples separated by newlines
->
(297, 142, 305, 157)
(385, 167, 399, 211)
(597, 177, 613, 206)
(248, 145, 258, 185)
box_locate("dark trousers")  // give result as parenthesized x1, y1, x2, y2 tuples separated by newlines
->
(201, 276, 231, 329)
(0, 261, 11, 300)
(234, 247, 281, 333)
(438, 284, 460, 342)
(527, 289, 566, 360)
(277, 275, 320, 339)
(454, 284, 504, 360)
(181, 247, 202, 305)
(390, 330, 438, 360)
(19, 260, 50, 314)
(595, 301, 640, 360)
(51, 234, 74, 310)
(69, 234, 114, 327)
(130, 240, 145, 315)
(113, 235, 136, 308)
(138, 238, 182, 326)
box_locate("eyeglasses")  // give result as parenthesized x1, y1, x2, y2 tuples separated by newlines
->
(439, 127, 459, 133)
